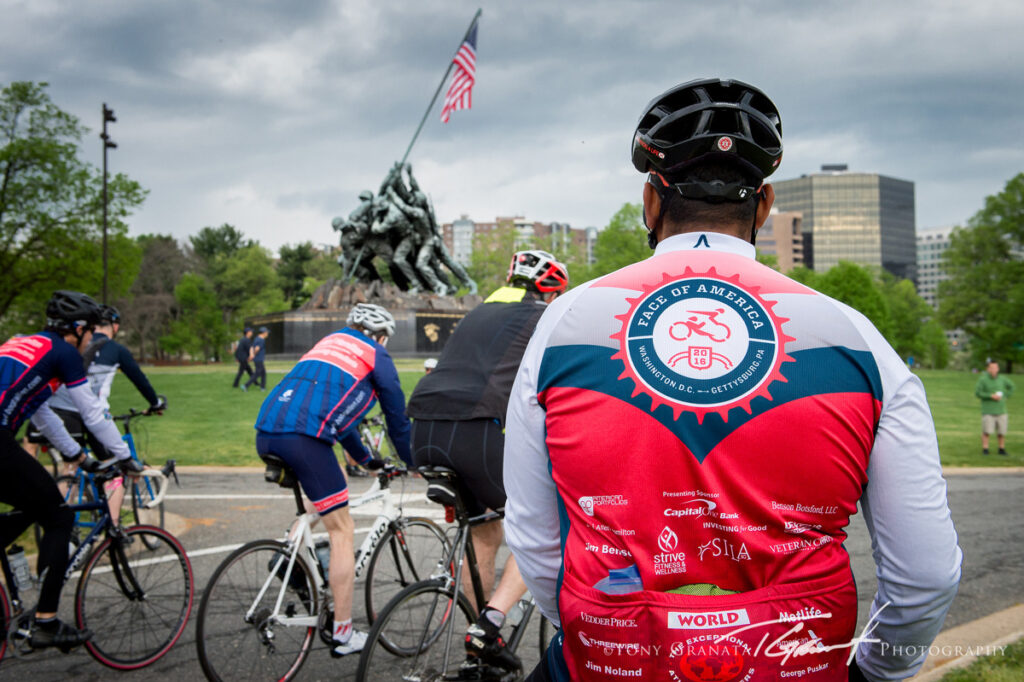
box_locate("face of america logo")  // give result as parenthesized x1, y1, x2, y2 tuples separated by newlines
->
(611, 267, 793, 423)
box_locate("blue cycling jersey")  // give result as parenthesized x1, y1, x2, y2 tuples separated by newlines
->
(254, 327, 411, 465)
(0, 332, 88, 433)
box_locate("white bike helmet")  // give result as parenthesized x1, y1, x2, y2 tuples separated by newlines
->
(347, 303, 396, 337)
(507, 250, 569, 294)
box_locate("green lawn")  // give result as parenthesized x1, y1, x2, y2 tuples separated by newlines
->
(91, 365, 1020, 468)
(941, 637, 1024, 682)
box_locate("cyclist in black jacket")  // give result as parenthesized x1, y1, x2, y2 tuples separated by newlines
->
(407, 250, 568, 673)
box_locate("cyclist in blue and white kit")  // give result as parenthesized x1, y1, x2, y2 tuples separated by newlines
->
(44, 304, 163, 512)
(0, 291, 138, 652)
(255, 303, 412, 657)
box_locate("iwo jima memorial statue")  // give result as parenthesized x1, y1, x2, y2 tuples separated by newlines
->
(247, 163, 482, 357)
(248, 9, 487, 356)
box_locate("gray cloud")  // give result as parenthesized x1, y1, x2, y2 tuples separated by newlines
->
(2, 0, 1021, 254)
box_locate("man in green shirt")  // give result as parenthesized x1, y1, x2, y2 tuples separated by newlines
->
(975, 360, 1015, 455)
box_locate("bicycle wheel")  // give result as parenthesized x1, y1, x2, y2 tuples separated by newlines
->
(196, 540, 318, 682)
(356, 578, 475, 681)
(125, 476, 165, 549)
(74, 525, 193, 670)
(364, 517, 450, 624)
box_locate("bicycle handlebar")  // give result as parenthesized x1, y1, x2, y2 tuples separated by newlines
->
(112, 394, 168, 423)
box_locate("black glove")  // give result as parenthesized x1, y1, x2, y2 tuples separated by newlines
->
(59, 446, 86, 464)
(146, 396, 167, 415)
(364, 457, 387, 471)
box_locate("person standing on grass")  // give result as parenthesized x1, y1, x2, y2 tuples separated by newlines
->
(243, 326, 269, 392)
(232, 327, 254, 388)
(976, 360, 1014, 455)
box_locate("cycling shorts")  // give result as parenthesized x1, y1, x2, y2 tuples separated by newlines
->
(256, 431, 349, 515)
(411, 418, 505, 516)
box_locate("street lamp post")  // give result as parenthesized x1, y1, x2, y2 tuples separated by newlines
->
(101, 104, 117, 304)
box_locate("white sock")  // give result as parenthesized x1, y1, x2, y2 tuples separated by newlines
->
(333, 619, 352, 643)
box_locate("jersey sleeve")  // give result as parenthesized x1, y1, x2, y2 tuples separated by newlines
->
(371, 348, 412, 465)
(65, 383, 131, 460)
(338, 429, 372, 465)
(854, 318, 962, 680)
(114, 343, 160, 406)
(30, 402, 83, 459)
(504, 289, 585, 627)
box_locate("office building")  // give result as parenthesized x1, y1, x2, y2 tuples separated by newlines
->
(772, 166, 916, 281)
(756, 210, 804, 272)
(916, 226, 954, 309)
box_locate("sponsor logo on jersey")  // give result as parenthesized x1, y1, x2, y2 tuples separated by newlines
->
(611, 268, 793, 423)
(668, 609, 750, 630)
(578, 494, 628, 517)
(654, 526, 687, 575)
(697, 538, 751, 562)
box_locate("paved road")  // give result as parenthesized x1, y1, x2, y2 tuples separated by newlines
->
(4, 469, 1021, 680)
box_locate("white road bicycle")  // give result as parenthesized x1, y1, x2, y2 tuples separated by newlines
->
(195, 454, 451, 681)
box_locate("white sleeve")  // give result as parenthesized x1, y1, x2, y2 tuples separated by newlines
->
(66, 383, 131, 460)
(504, 293, 583, 628)
(855, 331, 962, 680)
(30, 403, 83, 459)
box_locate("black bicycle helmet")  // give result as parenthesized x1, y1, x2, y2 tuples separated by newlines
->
(45, 290, 102, 332)
(100, 304, 121, 324)
(632, 78, 783, 200)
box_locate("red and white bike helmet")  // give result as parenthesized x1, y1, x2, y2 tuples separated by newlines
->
(507, 250, 569, 294)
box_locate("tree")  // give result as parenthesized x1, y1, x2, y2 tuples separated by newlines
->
(189, 223, 252, 270)
(161, 273, 229, 361)
(0, 81, 146, 330)
(120, 234, 188, 362)
(880, 274, 934, 362)
(278, 241, 316, 308)
(468, 226, 518, 298)
(589, 203, 650, 279)
(938, 173, 1024, 370)
(815, 261, 893, 340)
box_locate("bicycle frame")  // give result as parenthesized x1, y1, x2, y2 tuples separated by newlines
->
(254, 468, 433, 631)
(2, 466, 169, 610)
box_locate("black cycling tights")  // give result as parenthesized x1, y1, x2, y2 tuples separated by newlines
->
(411, 418, 506, 516)
(0, 429, 74, 613)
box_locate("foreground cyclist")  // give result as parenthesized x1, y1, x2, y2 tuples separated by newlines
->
(0, 291, 138, 651)
(254, 303, 412, 656)
(408, 250, 568, 674)
(505, 78, 961, 681)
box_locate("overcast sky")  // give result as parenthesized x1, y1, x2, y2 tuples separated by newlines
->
(3, 0, 1022, 254)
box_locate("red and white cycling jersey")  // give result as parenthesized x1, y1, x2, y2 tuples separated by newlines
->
(505, 232, 961, 682)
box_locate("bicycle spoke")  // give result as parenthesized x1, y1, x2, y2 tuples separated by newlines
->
(196, 541, 316, 682)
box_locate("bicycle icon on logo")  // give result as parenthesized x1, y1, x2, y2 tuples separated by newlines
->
(667, 308, 734, 370)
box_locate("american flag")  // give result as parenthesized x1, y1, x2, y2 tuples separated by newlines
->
(440, 23, 477, 123)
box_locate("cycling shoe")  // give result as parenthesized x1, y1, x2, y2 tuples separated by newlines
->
(29, 618, 93, 653)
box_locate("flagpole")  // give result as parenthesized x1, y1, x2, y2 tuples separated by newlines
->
(399, 8, 481, 166)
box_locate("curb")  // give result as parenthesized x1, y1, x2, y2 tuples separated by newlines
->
(911, 604, 1024, 680)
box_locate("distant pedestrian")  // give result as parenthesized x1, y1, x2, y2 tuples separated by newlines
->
(423, 357, 437, 373)
(976, 360, 1014, 455)
(232, 327, 254, 388)
(243, 327, 269, 392)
